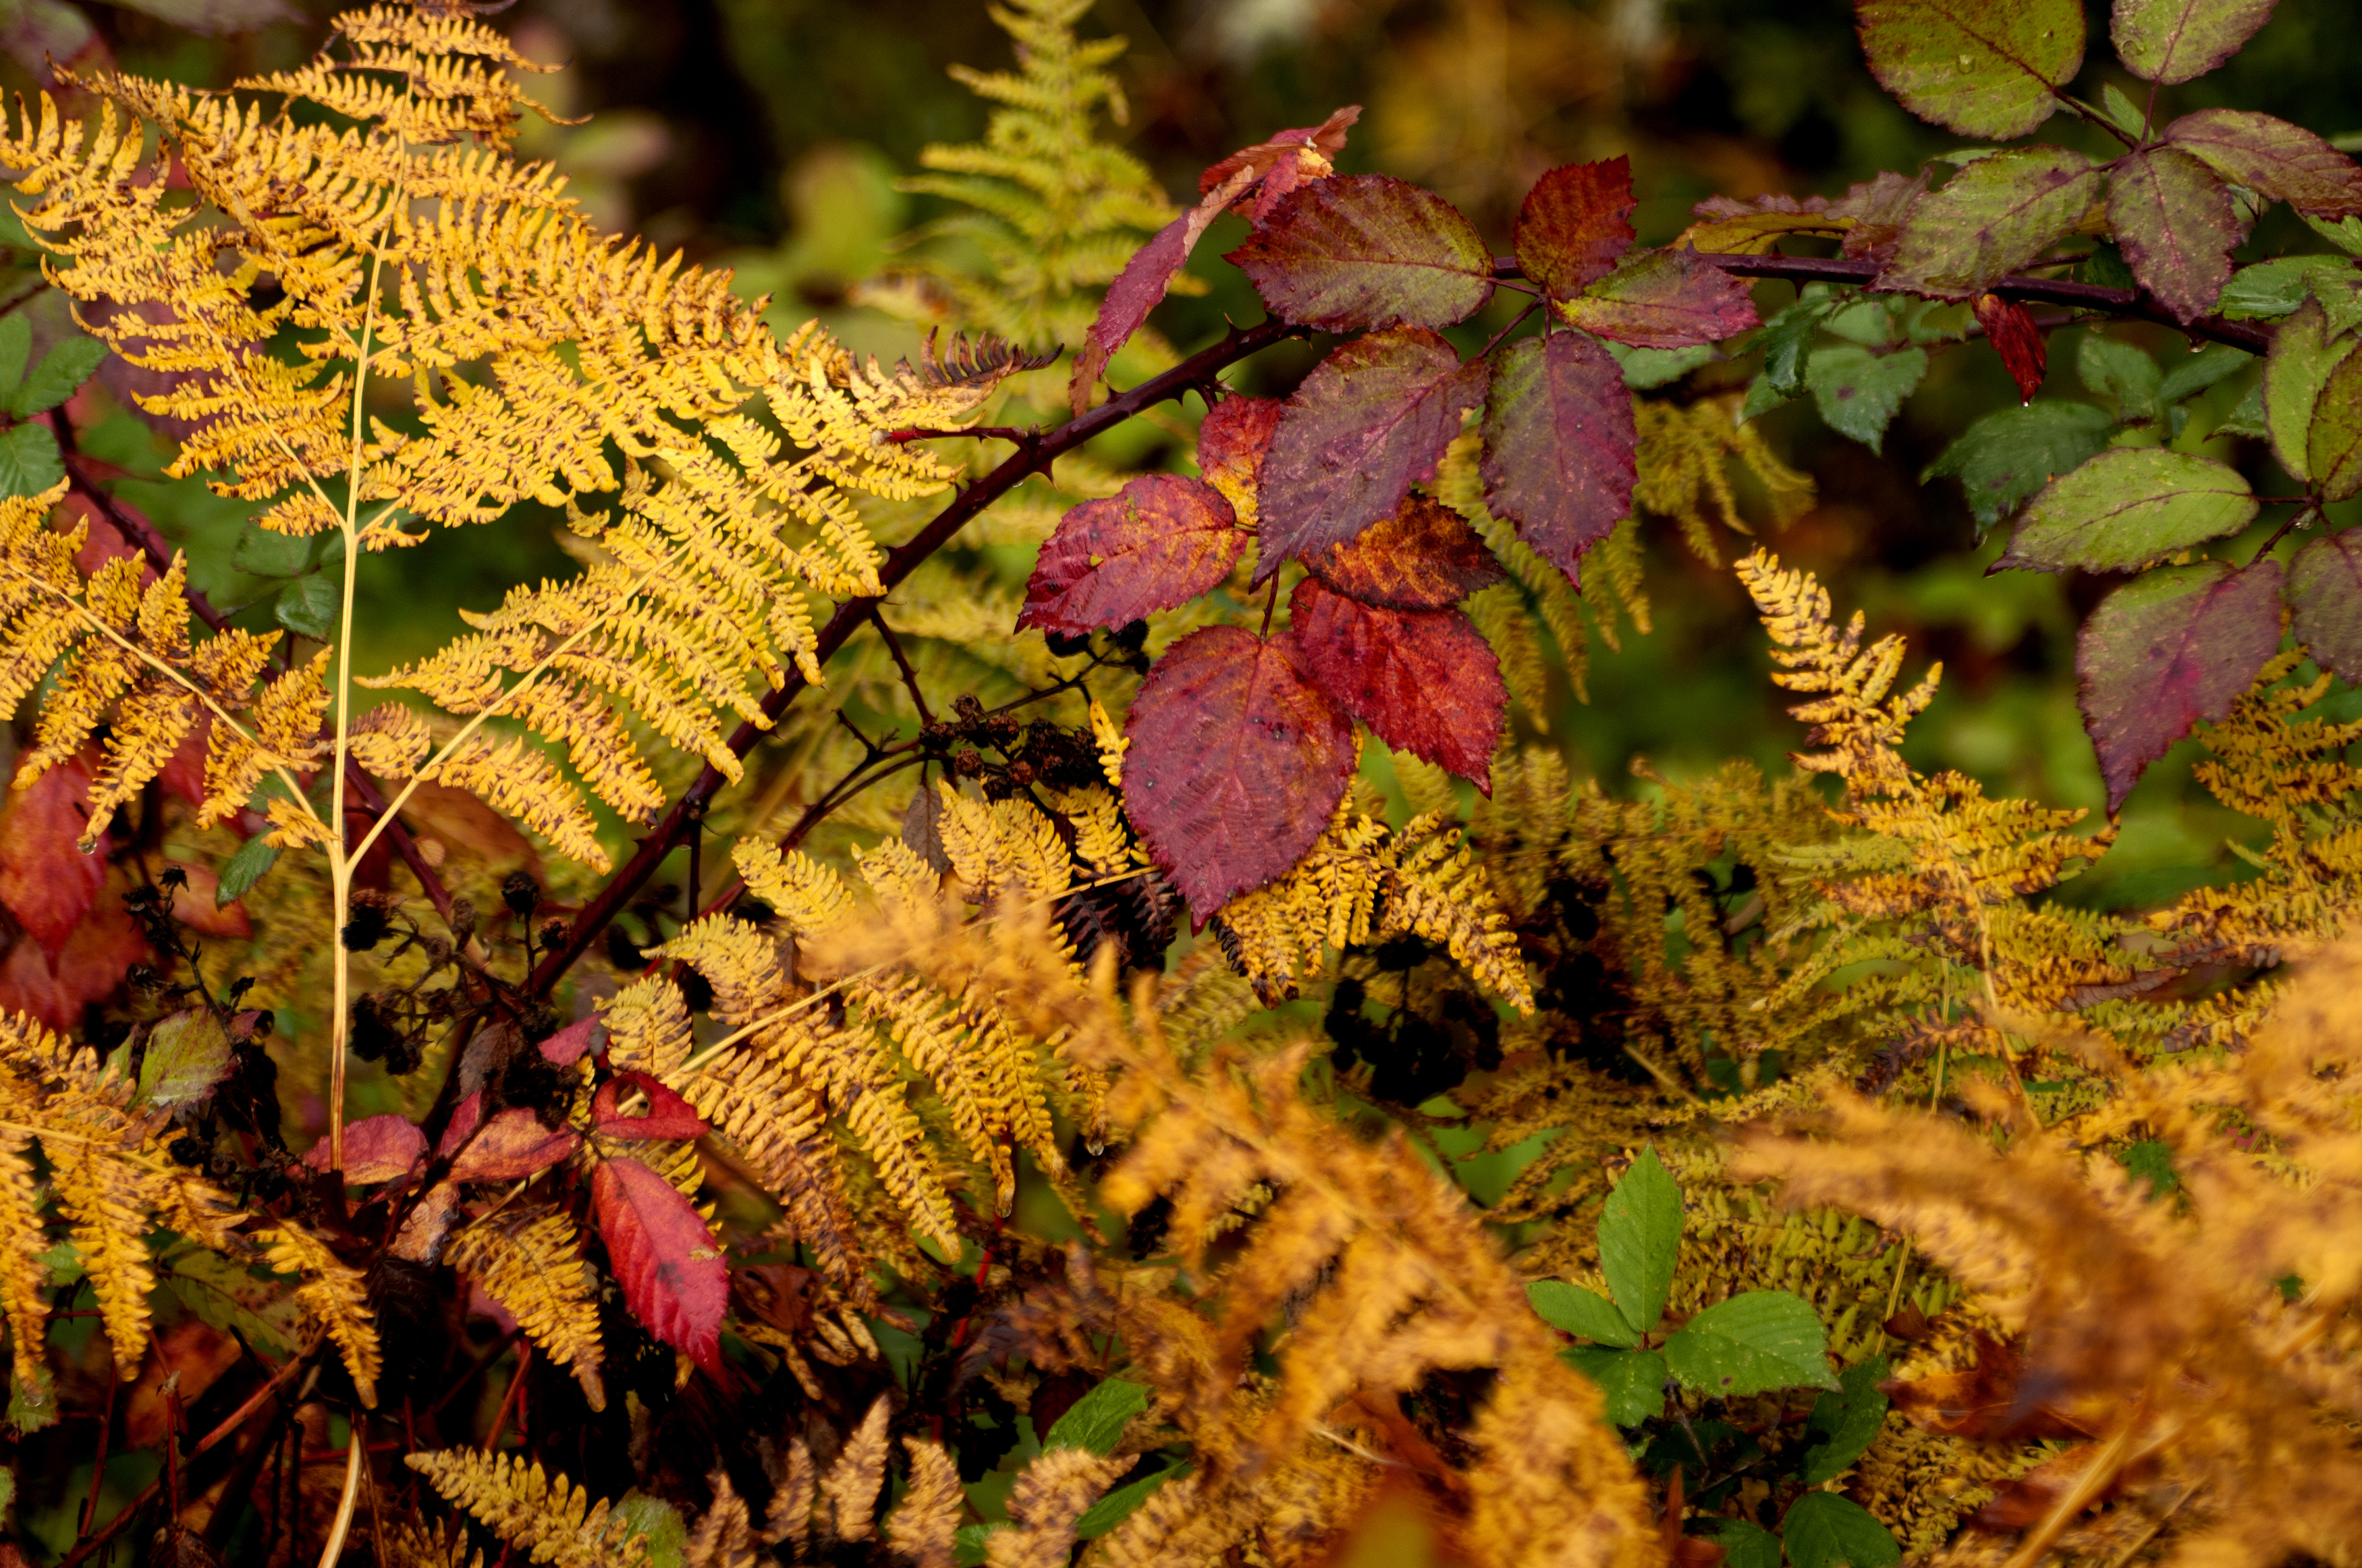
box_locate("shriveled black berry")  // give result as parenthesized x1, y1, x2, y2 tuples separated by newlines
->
(1113, 619, 1149, 652)
(1045, 629, 1090, 659)
(501, 870, 541, 918)
(340, 903, 391, 951)
(169, 1135, 206, 1167)
(605, 926, 651, 971)
(350, 994, 402, 1063)
(538, 918, 569, 951)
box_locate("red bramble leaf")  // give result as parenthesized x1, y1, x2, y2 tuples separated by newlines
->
(1123, 626, 1354, 919)
(2077, 559, 2285, 810)
(1973, 293, 2048, 403)
(439, 1092, 582, 1181)
(1514, 159, 1637, 298)
(1477, 331, 1637, 580)
(2114, 0, 2276, 86)
(2107, 146, 2239, 326)
(592, 1071, 709, 1142)
(1019, 475, 1243, 636)
(2290, 531, 2362, 685)
(592, 1154, 727, 1375)
(540, 1015, 605, 1064)
(1198, 395, 1284, 526)
(1288, 580, 1507, 791)
(0, 896, 144, 1031)
(1199, 105, 1363, 196)
(1257, 328, 1490, 577)
(1228, 174, 1495, 332)
(1307, 495, 1505, 610)
(2165, 109, 2362, 219)
(303, 1114, 423, 1183)
(1555, 249, 1759, 348)
(0, 756, 103, 954)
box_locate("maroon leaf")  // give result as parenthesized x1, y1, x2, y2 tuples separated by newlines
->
(1198, 105, 1363, 197)
(1228, 174, 1495, 332)
(303, 1114, 424, 1184)
(1072, 214, 1194, 412)
(2114, 0, 2277, 86)
(2290, 531, 2362, 683)
(1123, 626, 1354, 918)
(1019, 475, 1244, 636)
(2077, 559, 2285, 810)
(1288, 580, 1507, 791)
(1878, 147, 2107, 299)
(1308, 495, 1506, 610)
(1477, 331, 1638, 579)
(592, 1071, 710, 1142)
(1514, 159, 1637, 298)
(1257, 329, 1491, 576)
(2108, 146, 2239, 326)
(1198, 395, 1284, 524)
(452, 1111, 580, 1181)
(0, 756, 103, 955)
(2165, 108, 2362, 219)
(1974, 293, 2049, 403)
(1555, 249, 1759, 348)
(592, 1155, 727, 1375)
(540, 1015, 605, 1064)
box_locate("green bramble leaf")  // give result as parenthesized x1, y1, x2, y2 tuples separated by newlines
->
(1708, 1520, 1783, 1568)
(2157, 342, 2252, 405)
(1759, 296, 1836, 399)
(1528, 1281, 1640, 1348)
(1606, 341, 1713, 390)
(1877, 146, 2105, 300)
(1924, 401, 2113, 529)
(2079, 331, 2162, 422)
(11, 334, 107, 417)
(2117, 1138, 2180, 1198)
(217, 834, 281, 905)
(232, 517, 314, 579)
(1479, 331, 1637, 578)
(2217, 379, 2268, 436)
(1663, 1290, 1840, 1397)
(2263, 298, 2356, 483)
(2097, 80, 2149, 141)
(1598, 1144, 1681, 1333)
(2290, 530, 2362, 683)
(1783, 1492, 1902, 1568)
(1807, 344, 1927, 453)
(1514, 158, 1637, 298)
(161, 1248, 305, 1360)
(1556, 249, 1759, 349)
(2166, 110, 2362, 221)
(1043, 1376, 1149, 1454)
(1227, 174, 1495, 333)
(1800, 1356, 1892, 1484)
(0, 313, 29, 392)
(2219, 256, 2353, 320)
(1855, 0, 2084, 140)
(2114, 0, 2278, 86)
(1562, 1345, 1667, 1426)
(2077, 559, 2286, 810)
(2306, 345, 2362, 501)
(2000, 448, 2257, 571)
(0, 420, 61, 498)
(274, 572, 339, 639)
(138, 1009, 235, 1110)
(2107, 146, 2238, 325)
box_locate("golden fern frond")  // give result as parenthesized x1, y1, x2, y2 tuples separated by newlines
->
(885, 1438, 964, 1568)
(404, 1449, 653, 1568)
(987, 1445, 1128, 1568)
(1634, 393, 1816, 563)
(443, 1206, 605, 1411)
(252, 1221, 382, 1408)
(385, 1520, 486, 1568)
(686, 1469, 757, 1568)
(231, 5, 562, 147)
(817, 1395, 891, 1543)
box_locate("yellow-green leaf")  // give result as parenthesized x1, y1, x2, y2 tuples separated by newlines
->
(2112, 0, 2275, 85)
(2264, 298, 2357, 483)
(1856, 0, 2085, 139)
(1877, 146, 2105, 299)
(2000, 447, 2256, 571)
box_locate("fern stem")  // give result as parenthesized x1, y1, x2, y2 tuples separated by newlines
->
(315, 1433, 364, 1568)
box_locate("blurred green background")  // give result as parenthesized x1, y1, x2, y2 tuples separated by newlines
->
(25, 0, 2362, 909)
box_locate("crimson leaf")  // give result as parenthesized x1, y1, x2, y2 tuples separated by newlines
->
(1973, 293, 2048, 402)
(302, 1113, 423, 1183)
(1289, 580, 1507, 791)
(1308, 495, 1505, 610)
(438, 1092, 582, 1181)
(592, 1071, 710, 1142)
(2108, 146, 2239, 326)
(1477, 331, 1637, 579)
(1019, 475, 1244, 635)
(2290, 531, 2362, 683)
(1555, 250, 1759, 348)
(1514, 159, 1637, 298)
(2166, 109, 2362, 219)
(1198, 395, 1284, 524)
(592, 1155, 728, 1374)
(1257, 328, 1490, 576)
(2077, 559, 2285, 809)
(1123, 626, 1354, 918)
(1228, 173, 1495, 331)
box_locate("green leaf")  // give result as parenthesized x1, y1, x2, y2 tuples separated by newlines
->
(1856, 0, 2083, 139)
(2216, 378, 2268, 437)
(609, 1495, 686, 1568)
(2157, 343, 2253, 405)
(2000, 447, 2256, 571)
(0, 420, 62, 498)
(138, 1009, 235, 1110)
(2116, 0, 2278, 86)
(1923, 401, 2113, 529)
(954, 1523, 999, 1567)
(1043, 1376, 1149, 1454)
(1707, 1519, 1783, 1568)
(161, 1248, 305, 1360)
(232, 518, 314, 578)
(2078, 332, 2162, 422)
(1604, 340, 1713, 391)
(2263, 298, 2356, 483)
(275, 573, 339, 639)
(1807, 345, 1927, 453)
(1597, 1144, 1680, 1333)
(1562, 1345, 1667, 1426)
(11, 335, 107, 418)
(0, 314, 30, 392)
(1663, 1290, 1838, 1397)
(1879, 147, 2104, 300)
(1800, 1357, 1892, 1484)
(2220, 256, 2349, 320)
(1528, 1281, 1639, 1347)
(1557, 248, 1759, 349)
(2290, 530, 2362, 682)
(1758, 296, 1834, 397)
(2307, 343, 2362, 501)
(1076, 1463, 1187, 1540)
(217, 834, 280, 905)
(2109, 146, 2239, 326)
(2096, 82, 2147, 142)
(1781, 1492, 1902, 1568)
(2117, 1138, 2180, 1198)
(1742, 372, 1794, 422)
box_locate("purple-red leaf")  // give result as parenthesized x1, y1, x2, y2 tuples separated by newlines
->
(2108, 146, 2239, 326)
(2077, 559, 2285, 810)
(592, 1155, 727, 1375)
(1554, 249, 1759, 348)
(1198, 395, 1284, 524)
(303, 1114, 423, 1184)
(2290, 530, 2362, 683)
(1198, 105, 1363, 198)
(1072, 215, 1193, 412)
(2113, 0, 2276, 86)
(1514, 159, 1637, 298)
(592, 1071, 710, 1142)
(1857, 0, 2085, 140)
(1257, 328, 1490, 577)
(2166, 108, 2362, 219)
(1307, 495, 1506, 610)
(1288, 580, 1507, 791)
(1477, 331, 1638, 579)
(1019, 475, 1244, 635)
(1123, 626, 1354, 919)
(1878, 146, 2107, 299)
(1974, 293, 2048, 403)
(0, 758, 102, 955)
(439, 1093, 582, 1181)
(1228, 174, 1495, 332)
(540, 1015, 605, 1065)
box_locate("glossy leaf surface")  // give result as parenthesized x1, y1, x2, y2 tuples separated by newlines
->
(1562, 1345, 1668, 1426)
(2263, 298, 2355, 482)
(1529, 1281, 1640, 1348)
(1923, 401, 2114, 528)
(1598, 1145, 1680, 1333)
(1664, 1290, 1840, 1396)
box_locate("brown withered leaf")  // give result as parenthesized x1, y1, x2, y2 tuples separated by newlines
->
(0, 754, 103, 954)
(1289, 578, 1507, 791)
(1018, 474, 1242, 636)
(1307, 494, 1504, 609)
(1972, 1436, 2154, 1531)
(1198, 105, 1363, 198)
(1122, 625, 1354, 919)
(1881, 1333, 2101, 1442)
(1478, 331, 1637, 579)
(1515, 158, 1637, 296)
